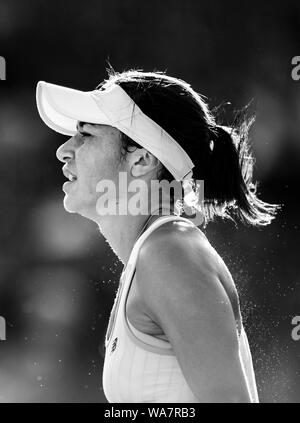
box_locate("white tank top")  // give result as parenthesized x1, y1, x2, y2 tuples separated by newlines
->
(102, 215, 259, 403)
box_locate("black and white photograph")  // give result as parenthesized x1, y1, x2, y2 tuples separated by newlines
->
(0, 0, 299, 406)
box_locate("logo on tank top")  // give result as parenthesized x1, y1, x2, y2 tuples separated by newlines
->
(111, 337, 118, 353)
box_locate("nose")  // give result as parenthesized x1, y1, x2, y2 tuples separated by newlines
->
(56, 137, 75, 163)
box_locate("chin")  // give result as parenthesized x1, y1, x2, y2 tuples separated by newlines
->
(63, 192, 85, 213)
(63, 196, 79, 214)
(63, 194, 96, 219)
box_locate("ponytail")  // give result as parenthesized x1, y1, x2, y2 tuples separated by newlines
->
(197, 121, 280, 226)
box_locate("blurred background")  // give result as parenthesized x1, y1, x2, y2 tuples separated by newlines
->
(0, 0, 299, 403)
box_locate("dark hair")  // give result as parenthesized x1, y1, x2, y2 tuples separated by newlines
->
(96, 69, 279, 226)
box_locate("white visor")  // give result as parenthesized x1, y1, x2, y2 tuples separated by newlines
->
(36, 81, 194, 181)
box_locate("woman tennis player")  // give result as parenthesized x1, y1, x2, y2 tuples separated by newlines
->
(36, 69, 277, 403)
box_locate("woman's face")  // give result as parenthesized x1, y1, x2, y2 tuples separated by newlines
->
(56, 122, 125, 220)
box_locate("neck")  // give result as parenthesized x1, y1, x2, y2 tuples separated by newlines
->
(95, 206, 174, 265)
(91, 187, 175, 264)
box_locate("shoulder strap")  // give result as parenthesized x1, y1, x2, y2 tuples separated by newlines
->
(127, 214, 191, 268)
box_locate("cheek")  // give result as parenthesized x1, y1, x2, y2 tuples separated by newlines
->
(78, 148, 121, 195)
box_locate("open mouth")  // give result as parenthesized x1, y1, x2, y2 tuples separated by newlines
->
(62, 167, 77, 183)
(66, 174, 77, 182)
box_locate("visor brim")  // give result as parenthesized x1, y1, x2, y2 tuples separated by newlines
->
(36, 81, 111, 136)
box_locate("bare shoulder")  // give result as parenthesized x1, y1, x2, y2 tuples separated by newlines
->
(135, 220, 238, 329)
(137, 219, 223, 286)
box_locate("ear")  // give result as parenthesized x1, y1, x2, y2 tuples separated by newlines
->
(129, 148, 160, 177)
